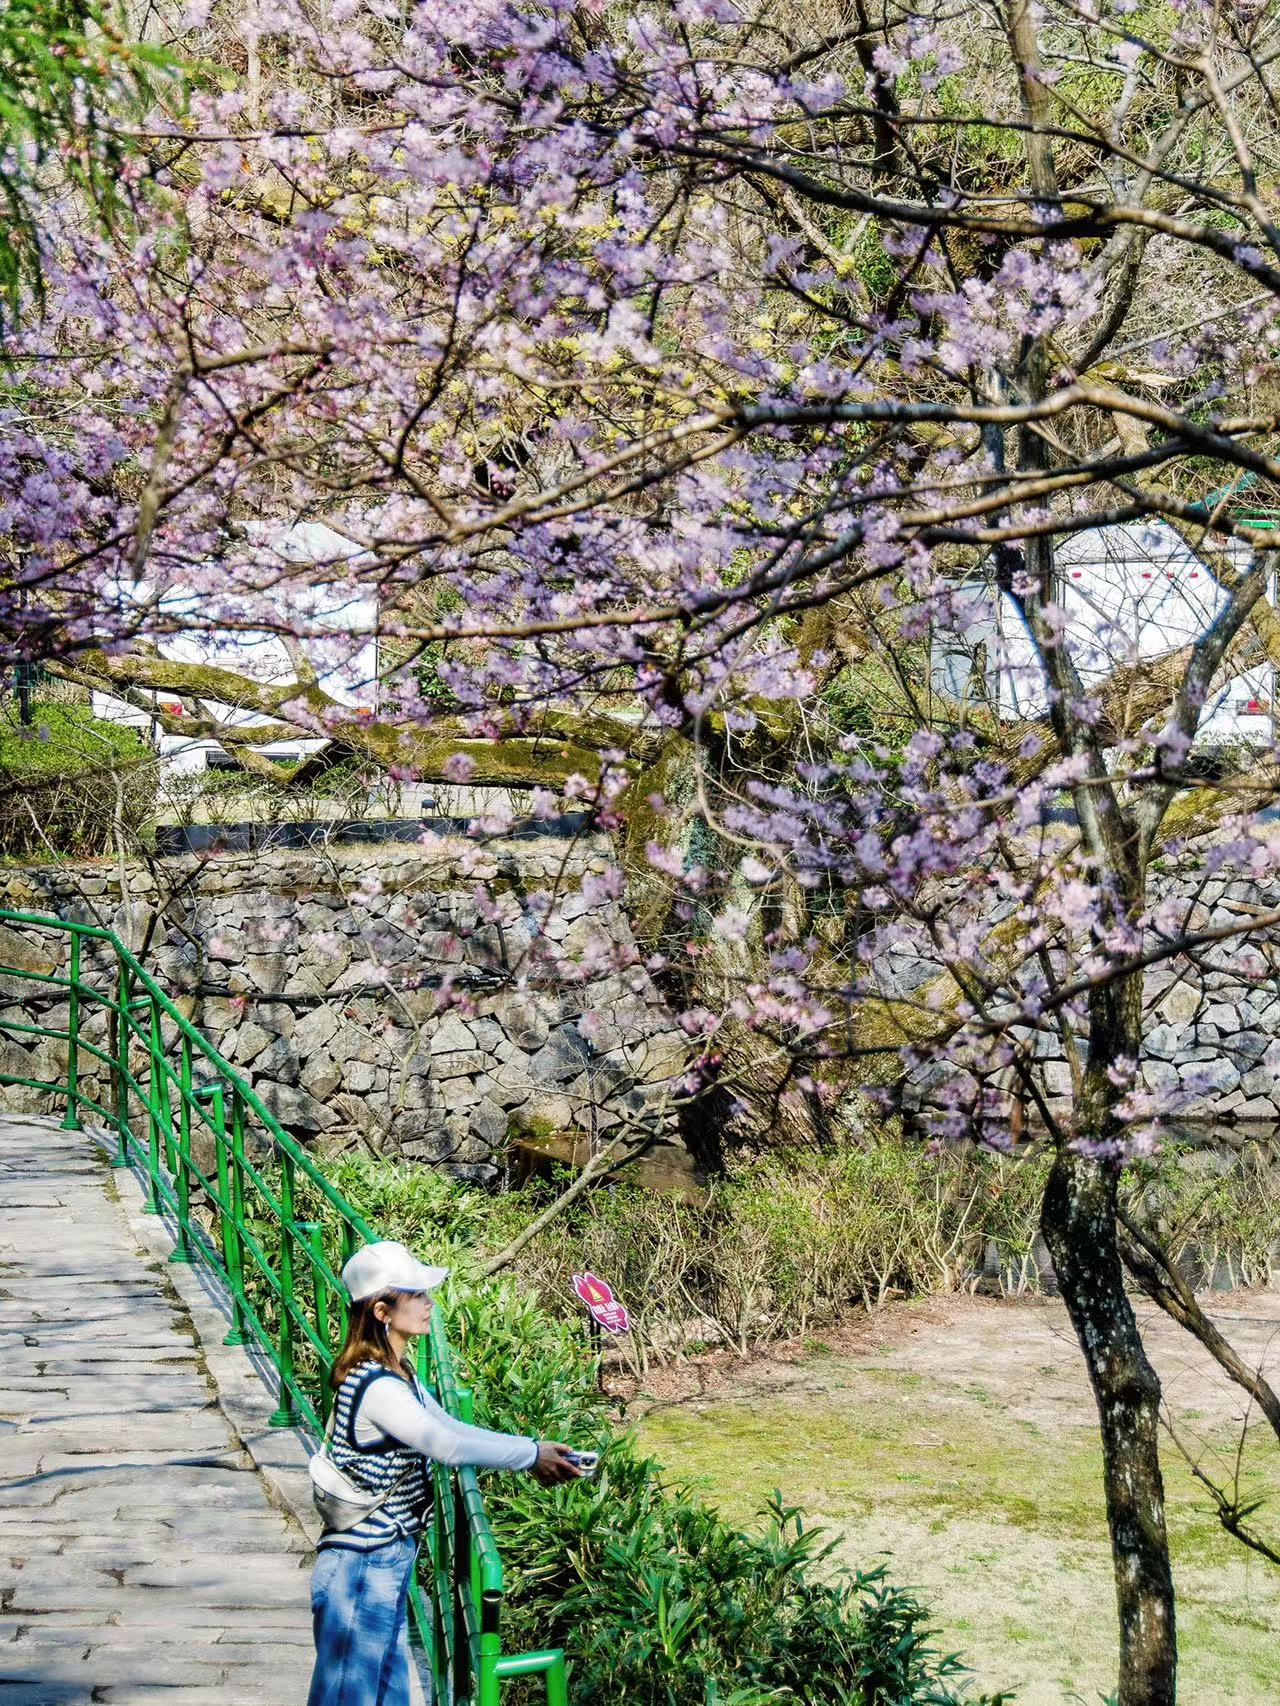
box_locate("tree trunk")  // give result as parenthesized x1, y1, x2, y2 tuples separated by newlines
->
(1041, 1146, 1176, 1705)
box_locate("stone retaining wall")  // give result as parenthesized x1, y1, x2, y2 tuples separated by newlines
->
(899, 857, 1280, 1125)
(0, 836, 694, 1188)
(1133, 869, 1280, 1120)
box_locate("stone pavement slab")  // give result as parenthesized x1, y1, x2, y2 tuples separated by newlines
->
(0, 1116, 318, 1705)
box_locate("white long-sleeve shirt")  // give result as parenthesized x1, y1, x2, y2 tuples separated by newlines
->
(355, 1371, 538, 1472)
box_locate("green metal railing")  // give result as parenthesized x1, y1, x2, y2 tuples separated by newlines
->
(0, 906, 566, 1706)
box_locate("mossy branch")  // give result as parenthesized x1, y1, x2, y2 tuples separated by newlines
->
(52, 651, 645, 788)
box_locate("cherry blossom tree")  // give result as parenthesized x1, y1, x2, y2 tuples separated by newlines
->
(9, 1, 1280, 1699)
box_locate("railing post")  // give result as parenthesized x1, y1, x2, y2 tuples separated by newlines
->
(269, 1149, 302, 1428)
(471, 1526, 485, 1681)
(448, 1380, 478, 1701)
(299, 1220, 331, 1417)
(337, 1220, 356, 1344)
(59, 932, 81, 1130)
(479, 1641, 501, 1706)
(492, 1652, 568, 1706)
(430, 1391, 450, 1706)
(545, 1654, 568, 1706)
(169, 1034, 195, 1264)
(154, 997, 177, 1175)
(223, 1089, 250, 1346)
(110, 960, 132, 1167)
(197, 1079, 237, 1293)
(143, 996, 164, 1215)
(454, 1469, 471, 1706)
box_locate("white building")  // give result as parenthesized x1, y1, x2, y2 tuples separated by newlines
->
(931, 521, 1275, 747)
(93, 522, 381, 773)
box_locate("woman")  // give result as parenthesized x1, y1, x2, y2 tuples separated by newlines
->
(307, 1239, 581, 1706)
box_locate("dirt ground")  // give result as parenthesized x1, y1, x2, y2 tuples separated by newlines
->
(630, 1290, 1280, 1705)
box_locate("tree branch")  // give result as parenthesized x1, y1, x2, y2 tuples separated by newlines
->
(1118, 1205, 1280, 1441)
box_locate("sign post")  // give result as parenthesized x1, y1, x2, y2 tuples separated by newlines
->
(570, 1273, 630, 1387)
(570, 1272, 631, 1334)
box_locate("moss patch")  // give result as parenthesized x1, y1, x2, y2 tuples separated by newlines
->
(0, 700, 156, 856)
(0, 700, 150, 778)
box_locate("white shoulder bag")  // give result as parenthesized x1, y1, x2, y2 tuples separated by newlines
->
(309, 1393, 416, 1533)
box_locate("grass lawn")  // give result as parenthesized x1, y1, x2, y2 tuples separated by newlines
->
(633, 1295, 1280, 1704)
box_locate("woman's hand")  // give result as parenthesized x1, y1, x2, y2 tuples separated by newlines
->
(529, 1441, 582, 1485)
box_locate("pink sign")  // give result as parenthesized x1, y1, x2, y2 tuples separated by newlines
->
(571, 1271, 631, 1335)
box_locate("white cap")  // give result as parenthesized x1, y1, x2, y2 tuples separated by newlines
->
(341, 1241, 449, 1302)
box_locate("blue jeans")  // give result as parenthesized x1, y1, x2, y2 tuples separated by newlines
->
(308, 1537, 418, 1706)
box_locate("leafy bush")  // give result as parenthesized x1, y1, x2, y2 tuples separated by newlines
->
(508, 1139, 1280, 1366)
(287, 1137, 1280, 1378)
(452, 1281, 1007, 1706)
(0, 700, 156, 856)
(508, 1144, 1053, 1367)
(1130, 1141, 1280, 1289)
(161, 754, 388, 827)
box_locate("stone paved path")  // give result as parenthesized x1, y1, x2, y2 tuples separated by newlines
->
(0, 1116, 316, 1704)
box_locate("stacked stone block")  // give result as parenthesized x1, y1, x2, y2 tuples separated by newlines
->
(895, 856, 1280, 1126)
(0, 837, 692, 1187)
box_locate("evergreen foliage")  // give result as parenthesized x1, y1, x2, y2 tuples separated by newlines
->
(0, 698, 155, 855)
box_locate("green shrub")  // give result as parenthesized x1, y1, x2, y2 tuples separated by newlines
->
(508, 1144, 1053, 1367)
(161, 754, 388, 827)
(451, 1278, 1009, 1705)
(507, 1139, 1280, 1364)
(1127, 1142, 1280, 1289)
(279, 1137, 1279, 1386)
(0, 700, 155, 856)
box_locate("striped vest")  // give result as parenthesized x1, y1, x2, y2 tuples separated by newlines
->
(316, 1361, 432, 1553)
